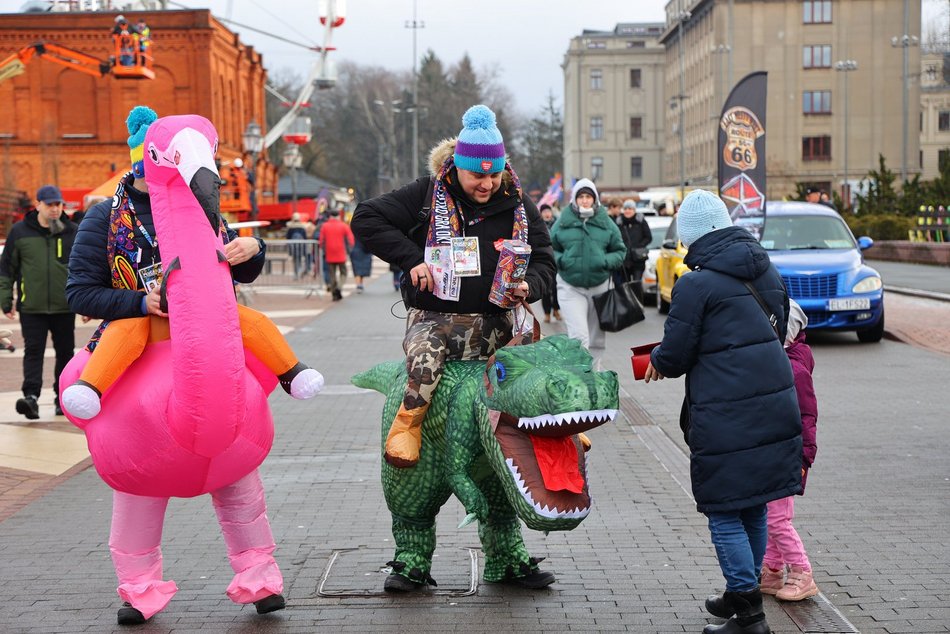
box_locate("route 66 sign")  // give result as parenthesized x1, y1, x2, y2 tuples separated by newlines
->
(720, 106, 764, 171)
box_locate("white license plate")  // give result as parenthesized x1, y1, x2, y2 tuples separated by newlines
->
(827, 298, 870, 311)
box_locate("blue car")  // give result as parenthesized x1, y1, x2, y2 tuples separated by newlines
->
(757, 202, 884, 343)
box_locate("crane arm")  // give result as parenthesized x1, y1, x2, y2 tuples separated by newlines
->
(0, 42, 111, 85)
(262, 6, 338, 149)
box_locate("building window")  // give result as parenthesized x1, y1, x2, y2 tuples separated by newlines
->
(939, 111, 950, 132)
(630, 68, 642, 88)
(590, 68, 603, 90)
(803, 45, 831, 68)
(803, 0, 832, 24)
(629, 117, 643, 138)
(939, 149, 950, 171)
(586, 40, 606, 49)
(591, 157, 604, 182)
(590, 116, 604, 140)
(802, 136, 832, 161)
(627, 41, 645, 48)
(803, 90, 832, 114)
(630, 156, 643, 179)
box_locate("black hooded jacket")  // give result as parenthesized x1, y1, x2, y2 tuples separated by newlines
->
(351, 170, 555, 315)
(0, 211, 77, 314)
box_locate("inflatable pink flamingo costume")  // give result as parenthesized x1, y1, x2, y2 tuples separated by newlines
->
(59, 114, 289, 624)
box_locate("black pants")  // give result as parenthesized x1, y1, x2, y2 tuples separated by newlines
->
(616, 264, 646, 302)
(541, 285, 560, 316)
(19, 312, 75, 400)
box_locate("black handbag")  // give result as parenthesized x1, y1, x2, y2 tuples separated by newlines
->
(593, 278, 645, 332)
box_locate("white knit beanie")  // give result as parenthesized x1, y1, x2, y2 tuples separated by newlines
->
(676, 190, 733, 247)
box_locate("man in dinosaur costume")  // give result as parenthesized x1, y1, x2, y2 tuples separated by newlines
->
(353, 334, 619, 591)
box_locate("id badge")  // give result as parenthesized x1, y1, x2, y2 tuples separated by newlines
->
(138, 261, 163, 293)
(451, 236, 480, 277)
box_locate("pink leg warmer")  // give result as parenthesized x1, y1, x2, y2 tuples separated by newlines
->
(109, 492, 178, 620)
(211, 469, 284, 604)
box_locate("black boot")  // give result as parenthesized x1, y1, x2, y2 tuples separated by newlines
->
(705, 592, 734, 618)
(253, 593, 286, 614)
(116, 603, 147, 626)
(702, 589, 770, 634)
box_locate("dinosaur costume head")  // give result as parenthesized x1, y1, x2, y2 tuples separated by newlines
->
(480, 335, 618, 531)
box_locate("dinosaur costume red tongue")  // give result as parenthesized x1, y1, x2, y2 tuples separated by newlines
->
(530, 435, 584, 494)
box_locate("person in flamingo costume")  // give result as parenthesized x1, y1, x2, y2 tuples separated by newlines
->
(61, 109, 321, 625)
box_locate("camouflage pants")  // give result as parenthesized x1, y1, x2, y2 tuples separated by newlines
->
(401, 309, 513, 409)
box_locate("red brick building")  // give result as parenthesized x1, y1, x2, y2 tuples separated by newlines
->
(0, 9, 276, 214)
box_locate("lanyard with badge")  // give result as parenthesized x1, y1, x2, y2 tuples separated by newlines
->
(130, 199, 163, 292)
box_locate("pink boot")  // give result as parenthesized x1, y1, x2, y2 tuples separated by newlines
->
(776, 565, 819, 601)
(760, 564, 786, 596)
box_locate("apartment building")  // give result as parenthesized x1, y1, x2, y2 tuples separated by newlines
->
(920, 49, 950, 180)
(565, 1, 922, 202)
(562, 22, 666, 197)
(661, 0, 920, 200)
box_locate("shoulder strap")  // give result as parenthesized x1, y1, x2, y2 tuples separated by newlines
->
(743, 281, 781, 341)
(417, 176, 435, 223)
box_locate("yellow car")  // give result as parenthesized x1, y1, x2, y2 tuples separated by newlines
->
(654, 214, 691, 314)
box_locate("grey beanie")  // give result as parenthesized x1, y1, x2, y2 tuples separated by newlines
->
(676, 190, 733, 247)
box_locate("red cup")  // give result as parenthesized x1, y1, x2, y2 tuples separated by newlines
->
(631, 342, 660, 380)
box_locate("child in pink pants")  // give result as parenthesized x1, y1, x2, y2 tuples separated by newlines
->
(762, 300, 819, 601)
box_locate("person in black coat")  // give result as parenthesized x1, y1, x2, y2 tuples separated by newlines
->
(351, 105, 556, 592)
(615, 198, 652, 297)
(644, 190, 802, 634)
(352, 106, 555, 466)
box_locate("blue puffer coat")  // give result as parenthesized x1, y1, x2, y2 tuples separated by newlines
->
(650, 226, 802, 513)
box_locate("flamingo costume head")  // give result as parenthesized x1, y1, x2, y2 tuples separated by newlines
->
(61, 113, 277, 498)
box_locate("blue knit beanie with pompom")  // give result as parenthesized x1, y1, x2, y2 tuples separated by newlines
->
(453, 105, 506, 174)
(126, 105, 158, 178)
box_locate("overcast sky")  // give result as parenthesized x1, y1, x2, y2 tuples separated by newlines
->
(4, 0, 946, 117)
(180, 0, 671, 114)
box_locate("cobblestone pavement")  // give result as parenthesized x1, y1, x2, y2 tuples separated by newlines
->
(0, 260, 947, 633)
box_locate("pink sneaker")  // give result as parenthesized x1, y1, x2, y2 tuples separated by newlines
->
(776, 566, 819, 601)
(760, 564, 786, 595)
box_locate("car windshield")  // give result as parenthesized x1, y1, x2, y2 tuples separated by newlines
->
(647, 222, 671, 249)
(759, 215, 855, 251)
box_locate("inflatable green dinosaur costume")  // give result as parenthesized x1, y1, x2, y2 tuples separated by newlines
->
(352, 335, 619, 590)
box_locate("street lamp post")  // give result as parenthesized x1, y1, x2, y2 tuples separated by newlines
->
(834, 60, 858, 209)
(242, 119, 264, 224)
(373, 99, 404, 186)
(405, 0, 424, 180)
(891, 0, 919, 185)
(711, 44, 731, 116)
(676, 10, 691, 202)
(282, 145, 302, 217)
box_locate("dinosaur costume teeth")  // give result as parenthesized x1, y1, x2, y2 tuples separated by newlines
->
(513, 409, 618, 434)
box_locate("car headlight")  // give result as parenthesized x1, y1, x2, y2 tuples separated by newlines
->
(852, 276, 882, 293)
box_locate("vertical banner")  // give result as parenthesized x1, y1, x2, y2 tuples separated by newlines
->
(718, 71, 767, 240)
